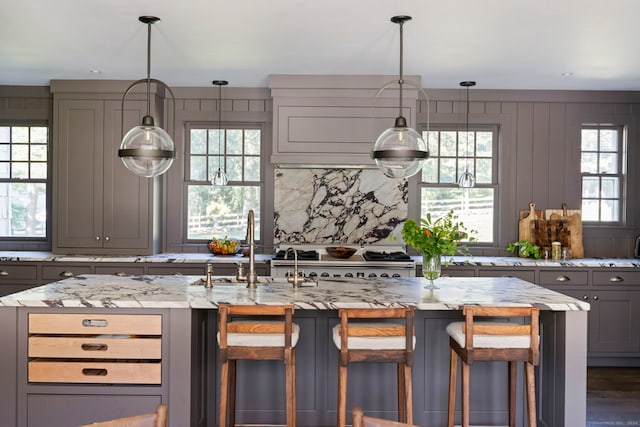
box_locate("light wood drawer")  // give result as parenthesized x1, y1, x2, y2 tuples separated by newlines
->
(28, 360, 161, 384)
(28, 336, 161, 359)
(592, 271, 640, 286)
(29, 314, 162, 335)
(0, 264, 38, 281)
(539, 270, 588, 286)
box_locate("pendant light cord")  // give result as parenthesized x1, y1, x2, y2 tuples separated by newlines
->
(218, 83, 223, 169)
(145, 21, 152, 118)
(398, 19, 404, 118)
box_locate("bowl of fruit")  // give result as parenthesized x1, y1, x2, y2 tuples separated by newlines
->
(207, 236, 240, 256)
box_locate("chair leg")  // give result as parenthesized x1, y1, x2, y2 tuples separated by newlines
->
(508, 361, 516, 427)
(397, 363, 406, 423)
(447, 348, 457, 427)
(229, 360, 236, 427)
(285, 351, 296, 427)
(525, 362, 537, 427)
(404, 363, 413, 425)
(292, 350, 297, 427)
(461, 360, 470, 427)
(337, 363, 348, 427)
(219, 359, 229, 427)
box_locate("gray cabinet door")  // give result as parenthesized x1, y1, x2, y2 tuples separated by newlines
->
(588, 290, 640, 354)
(53, 97, 156, 254)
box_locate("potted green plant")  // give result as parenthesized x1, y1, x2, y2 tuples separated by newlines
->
(506, 240, 541, 259)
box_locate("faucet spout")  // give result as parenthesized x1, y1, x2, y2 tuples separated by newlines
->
(245, 209, 258, 289)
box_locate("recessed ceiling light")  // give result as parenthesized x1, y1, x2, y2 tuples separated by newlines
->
(560, 72, 574, 77)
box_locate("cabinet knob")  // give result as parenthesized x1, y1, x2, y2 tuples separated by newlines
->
(60, 271, 74, 277)
(556, 275, 570, 282)
(95, 236, 101, 241)
(609, 276, 623, 282)
(0, 270, 8, 276)
(593, 295, 599, 300)
(105, 236, 110, 241)
(582, 295, 589, 300)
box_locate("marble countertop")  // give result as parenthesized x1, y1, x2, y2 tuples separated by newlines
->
(0, 274, 589, 311)
(0, 251, 637, 268)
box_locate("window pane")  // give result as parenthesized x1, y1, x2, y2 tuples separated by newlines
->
(439, 158, 457, 183)
(475, 158, 492, 183)
(191, 129, 207, 154)
(599, 129, 617, 151)
(582, 177, 599, 197)
(31, 163, 47, 179)
(227, 130, 243, 155)
(208, 129, 224, 154)
(244, 157, 260, 181)
(226, 156, 243, 181)
(476, 132, 492, 157)
(420, 187, 494, 243)
(0, 127, 9, 142)
(581, 129, 598, 151)
(31, 127, 47, 143)
(12, 145, 28, 161)
(460, 131, 473, 156)
(440, 132, 457, 156)
(190, 156, 207, 181)
(600, 199, 619, 222)
(598, 153, 617, 173)
(0, 163, 9, 179)
(581, 199, 599, 221)
(187, 185, 260, 240)
(0, 182, 46, 237)
(208, 158, 223, 181)
(245, 130, 261, 155)
(421, 158, 438, 183)
(581, 153, 598, 173)
(425, 131, 439, 156)
(12, 163, 28, 178)
(601, 177, 619, 198)
(31, 145, 47, 161)
(12, 127, 28, 143)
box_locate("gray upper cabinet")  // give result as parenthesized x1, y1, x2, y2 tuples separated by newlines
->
(52, 82, 160, 255)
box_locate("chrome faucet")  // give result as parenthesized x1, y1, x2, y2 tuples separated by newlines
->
(244, 209, 258, 289)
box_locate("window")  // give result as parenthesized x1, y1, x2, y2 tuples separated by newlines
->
(420, 126, 497, 243)
(186, 125, 262, 241)
(0, 125, 48, 238)
(580, 126, 625, 222)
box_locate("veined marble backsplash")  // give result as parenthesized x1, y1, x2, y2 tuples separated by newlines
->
(274, 168, 407, 244)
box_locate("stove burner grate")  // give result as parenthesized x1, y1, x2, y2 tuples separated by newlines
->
(363, 251, 412, 262)
(273, 248, 320, 261)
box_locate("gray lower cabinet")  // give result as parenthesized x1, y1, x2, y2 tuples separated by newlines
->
(52, 90, 158, 255)
(0, 263, 38, 297)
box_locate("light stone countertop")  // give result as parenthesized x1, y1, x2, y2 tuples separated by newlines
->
(0, 274, 589, 311)
(414, 255, 640, 268)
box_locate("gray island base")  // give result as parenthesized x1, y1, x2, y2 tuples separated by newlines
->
(0, 275, 589, 427)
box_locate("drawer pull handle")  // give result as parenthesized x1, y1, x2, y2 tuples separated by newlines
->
(82, 319, 108, 327)
(609, 276, 623, 282)
(556, 275, 570, 282)
(81, 343, 108, 351)
(60, 271, 74, 277)
(114, 272, 127, 277)
(82, 368, 108, 377)
(582, 295, 589, 300)
(593, 295, 599, 300)
(0, 270, 8, 276)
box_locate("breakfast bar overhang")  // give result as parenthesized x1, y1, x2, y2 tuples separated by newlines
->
(0, 275, 589, 427)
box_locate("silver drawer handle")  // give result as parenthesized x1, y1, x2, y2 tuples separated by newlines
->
(609, 276, 623, 282)
(60, 271, 74, 277)
(0, 270, 8, 276)
(556, 275, 570, 282)
(114, 272, 127, 277)
(82, 319, 108, 327)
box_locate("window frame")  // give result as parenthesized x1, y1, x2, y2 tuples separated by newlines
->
(579, 124, 626, 225)
(184, 121, 265, 243)
(419, 124, 499, 245)
(0, 121, 51, 242)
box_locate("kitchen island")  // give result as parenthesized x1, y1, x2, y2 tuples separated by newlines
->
(0, 274, 588, 427)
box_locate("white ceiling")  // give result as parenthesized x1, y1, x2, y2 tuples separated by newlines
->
(2, 0, 640, 91)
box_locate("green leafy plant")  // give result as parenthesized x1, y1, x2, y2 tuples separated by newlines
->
(401, 210, 476, 260)
(506, 240, 541, 259)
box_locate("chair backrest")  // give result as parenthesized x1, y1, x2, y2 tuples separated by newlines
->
(79, 403, 167, 427)
(462, 305, 540, 364)
(351, 406, 418, 427)
(337, 307, 414, 365)
(218, 304, 295, 350)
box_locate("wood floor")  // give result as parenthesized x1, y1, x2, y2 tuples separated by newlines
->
(587, 367, 640, 426)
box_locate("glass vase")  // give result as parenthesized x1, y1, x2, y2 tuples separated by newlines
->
(422, 253, 442, 289)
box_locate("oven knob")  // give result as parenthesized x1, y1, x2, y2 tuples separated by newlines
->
(392, 273, 401, 278)
(368, 273, 377, 278)
(345, 273, 353, 278)
(356, 272, 365, 278)
(321, 272, 330, 278)
(309, 272, 318, 278)
(380, 273, 389, 278)
(333, 274, 341, 277)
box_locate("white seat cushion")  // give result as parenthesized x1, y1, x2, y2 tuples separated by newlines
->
(332, 323, 416, 350)
(217, 321, 300, 347)
(446, 321, 533, 349)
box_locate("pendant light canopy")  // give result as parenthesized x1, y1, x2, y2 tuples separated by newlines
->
(372, 15, 429, 179)
(458, 81, 476, 188)
(118, 16, 176, 178)
(211, 80, 228, 186)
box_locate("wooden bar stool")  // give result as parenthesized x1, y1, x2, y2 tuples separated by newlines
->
(80, 403, 167, 427)
(447, 306, 540, 427)
(333, 307, 415, 427)
(352, 406, 419, 427)
(217, 304, 298, 427)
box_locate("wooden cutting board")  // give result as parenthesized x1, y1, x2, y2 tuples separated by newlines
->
(544, 203, 584, 258)
(532, 219, 571, 249)
(518, 202, 543, 243)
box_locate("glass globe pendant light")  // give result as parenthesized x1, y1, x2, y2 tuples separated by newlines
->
(211, 80, 228, 186)
(118, 16, 176, 178)
(372, 15, 429, 179)
(458, 81, 476, 188)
